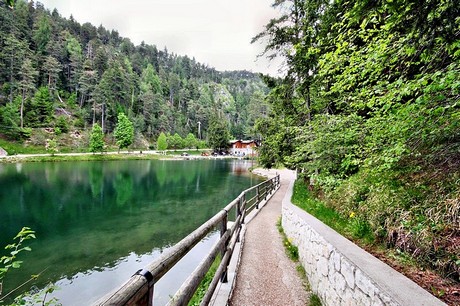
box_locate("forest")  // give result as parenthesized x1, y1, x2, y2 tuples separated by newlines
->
(255, 0, 459, 294)
(0, 0, 269, 151)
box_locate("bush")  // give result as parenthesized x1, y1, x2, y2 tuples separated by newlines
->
(55, 115, 70, 133)
(89, 123, 104, 153)
(156, 132, 167, 151)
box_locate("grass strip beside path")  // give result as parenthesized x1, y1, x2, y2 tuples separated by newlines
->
(291, 180, 375, 245)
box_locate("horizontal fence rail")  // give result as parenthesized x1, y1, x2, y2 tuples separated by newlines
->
(96, 174, 280, 306)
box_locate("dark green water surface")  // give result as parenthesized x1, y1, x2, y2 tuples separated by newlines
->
(0, 159, 261, 305)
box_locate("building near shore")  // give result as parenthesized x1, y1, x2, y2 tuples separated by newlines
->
(229, 140, 258, 157)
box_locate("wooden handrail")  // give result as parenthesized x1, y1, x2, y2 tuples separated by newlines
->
(95, 174, 280, 306)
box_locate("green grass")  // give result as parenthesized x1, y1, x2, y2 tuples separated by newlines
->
(0, 138, 47, 154)
(0, 153, 171, 163)
(291, 180, 374, 244)
(309, 294, 322, 306)
(277, 218, 321, 305)
(276, 218, 299, 261)
(188, 256, 221, 306)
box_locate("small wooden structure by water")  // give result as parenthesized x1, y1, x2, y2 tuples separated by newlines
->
(96, 174, 280, 306)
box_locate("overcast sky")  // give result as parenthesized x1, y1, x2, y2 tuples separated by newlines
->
(38, 0, 283, 75)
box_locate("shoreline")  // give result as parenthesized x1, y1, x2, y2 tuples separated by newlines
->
(0, 151, 252, 163)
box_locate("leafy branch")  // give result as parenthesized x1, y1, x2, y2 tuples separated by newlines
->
(0, 227, 60, 305)
(0, 227, 36, 295)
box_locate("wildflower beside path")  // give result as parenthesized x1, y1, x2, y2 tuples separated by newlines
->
(229, 169, 309, 306)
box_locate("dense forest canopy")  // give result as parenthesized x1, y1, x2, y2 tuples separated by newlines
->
(0, 0, 269, 149)
(256, 0, 460, 283)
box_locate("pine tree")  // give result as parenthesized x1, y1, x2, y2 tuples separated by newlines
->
(29, 86, 53, 127)
(89, 123, 104, 153)
(18, 58, 38, 128)
(78, 59, 98, 107)
(43, 56, 61, 91)
(33, 14, 52, 55)
(114, 112, 134, 152)
(2, 34, 27, 102)
(208, 116, 231, 152)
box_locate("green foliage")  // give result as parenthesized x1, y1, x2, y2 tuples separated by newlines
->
(0, 138, 43, 155)
(0, 97, 23, 139)
(27, 87, 53, 127)
(11, 283, 60, 306)
(89, 123, 104, 153)
(289, 113, 364, 189)
(309, 294, 322, 306)
(0, 227, 35, 282)
(167, 133, 185, 150)
(46, 139, 58, 155)
(0, 3, 272, 155)
(156, 132, 168, 151)
(276, 218, 299, 261)
(2, 153, 169, 164)
(196, 140, 207, 149)
(4, 0, 14, 8)
(184, 133, 198, 149)
(55, 116, 69, 134)
(0, 227, 35, 300)
(66, 93, 77, 109)
(207, 116, 231, 151)
(292, 180, 374, 244)
(276, 218, 312, 297)
(114, 113, 134, 151)
(0, 227, 60, 305)
(256, 0, 460, 280)
(0, 2, 267, 153)
(187, 256, 221, 306)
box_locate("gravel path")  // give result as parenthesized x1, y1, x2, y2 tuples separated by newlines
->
(229, 169, 309, 306)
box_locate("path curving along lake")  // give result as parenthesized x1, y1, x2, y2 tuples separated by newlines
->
(0, 159, 262, 305)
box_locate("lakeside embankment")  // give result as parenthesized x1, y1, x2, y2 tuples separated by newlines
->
(0, 150, 246, 163)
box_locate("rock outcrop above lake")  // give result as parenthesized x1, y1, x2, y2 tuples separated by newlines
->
(0, 147, 7, 157)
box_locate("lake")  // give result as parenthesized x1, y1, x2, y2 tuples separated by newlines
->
(0, 159, 262, 305)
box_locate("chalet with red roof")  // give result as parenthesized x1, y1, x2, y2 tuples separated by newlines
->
(229, 139, 258, 156)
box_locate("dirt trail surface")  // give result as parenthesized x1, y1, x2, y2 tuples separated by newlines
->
(230, 169, 309, 306)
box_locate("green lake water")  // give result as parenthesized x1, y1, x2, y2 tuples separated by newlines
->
(0, 159, 261, 305)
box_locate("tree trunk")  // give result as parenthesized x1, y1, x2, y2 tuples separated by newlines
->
(9, 53, 14, 103)
(101, 103, 105, 133)
(20, 90, 25, 128)
(306, 85, 311, 121)
(92, 101, 96, 125)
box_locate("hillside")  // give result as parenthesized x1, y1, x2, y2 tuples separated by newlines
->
(0, 0, 269, 151)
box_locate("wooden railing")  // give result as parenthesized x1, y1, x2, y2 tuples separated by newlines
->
(96, 174, 280, 306)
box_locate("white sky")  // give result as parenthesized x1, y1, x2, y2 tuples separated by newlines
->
(38, 0, 284, 76)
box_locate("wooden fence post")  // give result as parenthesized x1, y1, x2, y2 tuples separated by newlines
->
(220, 212, 228, 283)
(264, 181, 268, 200)
(240, 193, 246, 225)
(256, 186, 260, 209)
(149, 285, 153, 306)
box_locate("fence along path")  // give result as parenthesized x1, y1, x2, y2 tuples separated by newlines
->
(229, 169, 309, 306)
(95, 174, 280, 306)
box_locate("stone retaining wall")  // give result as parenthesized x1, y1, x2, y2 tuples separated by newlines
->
(282, 180, 446, 306)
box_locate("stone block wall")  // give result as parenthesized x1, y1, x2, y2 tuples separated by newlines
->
(281, 181, 446, 306)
